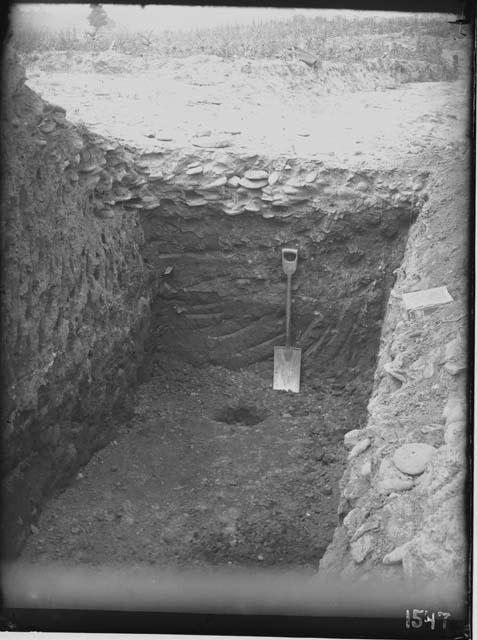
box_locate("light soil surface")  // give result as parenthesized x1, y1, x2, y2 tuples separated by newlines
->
(25, 54, 468, 169)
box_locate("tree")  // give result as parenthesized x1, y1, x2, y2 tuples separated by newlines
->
(87, 4, 110, 37)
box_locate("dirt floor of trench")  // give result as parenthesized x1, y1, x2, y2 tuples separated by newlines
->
(21, 357, 369, 571)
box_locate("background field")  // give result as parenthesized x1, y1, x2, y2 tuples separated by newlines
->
(11, 6, 466, 69)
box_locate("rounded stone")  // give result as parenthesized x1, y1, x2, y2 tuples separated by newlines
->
(224, 206, 244, 216)
(343, 507, 367, 534)
(186, 197, 207, 207)
(244, 169, 268, 180)
(344, 429, 365, 450)
(383, 543, 409, 565)
(445, 337, 463, 362)
(186, 166, 203, 176)
(227, 176, 241, 187)
(350, 534, 373, 563)
(239, 177, 268, 189)
(392, 443, 435, 476)
(38, 119, 56, 134)
(202, 176, 227, 189)
(360, 460, 372, 477)
(442, 397, 466, 424)
(244, 201, 261, 213)
(378, 478, 414, 493)
(342, 477, 369, 501)
(283, 185, 299, 195)
(347, 437, 371, 460)
(444, 421, 466, 445)
(79, 162, 101, 174)
(444, 362, 466, 376)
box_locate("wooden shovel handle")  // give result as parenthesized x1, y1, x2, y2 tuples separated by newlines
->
(286, 272, 292, 347)
(282, 248, 298, 347)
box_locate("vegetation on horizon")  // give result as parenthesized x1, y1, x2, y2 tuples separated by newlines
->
(11, 8, 459, 63)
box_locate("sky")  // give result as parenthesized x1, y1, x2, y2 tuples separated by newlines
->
(12, 4, 439, 34)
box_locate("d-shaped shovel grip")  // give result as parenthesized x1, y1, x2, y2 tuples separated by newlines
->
(282, 248, 298, 275)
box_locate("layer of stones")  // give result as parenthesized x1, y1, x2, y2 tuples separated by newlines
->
(137, 149, 427, 216)
(318, 160, 468, 588)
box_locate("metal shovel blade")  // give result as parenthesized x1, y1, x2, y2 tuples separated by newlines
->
(273, 346, 301, 392)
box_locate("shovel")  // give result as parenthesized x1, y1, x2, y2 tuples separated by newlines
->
(273, 248, 301, 393)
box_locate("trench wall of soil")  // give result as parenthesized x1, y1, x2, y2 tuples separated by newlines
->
(139, 154, 427, 384)
(318, 158, 469, 588)
(1, 56, 155, 555)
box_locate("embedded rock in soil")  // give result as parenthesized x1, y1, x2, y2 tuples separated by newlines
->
(351, 515, 380, 542)
(392, 443, 435, 476)
(244, 169, 269, 180)
(444, 421, 466, 446)
(442, 397, 466, 424)
(343, 429, 366, 449)
(350, 534, 374, 563)
(347, 438, 371, 460)
(382, 542, 409, 565)
(343, 507, 368, 536)
(359, 461, 372, 477)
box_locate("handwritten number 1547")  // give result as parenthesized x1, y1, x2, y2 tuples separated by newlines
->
(405, 609, 451, 631)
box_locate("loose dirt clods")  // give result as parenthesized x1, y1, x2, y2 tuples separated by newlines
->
(22, 361, 364, 569)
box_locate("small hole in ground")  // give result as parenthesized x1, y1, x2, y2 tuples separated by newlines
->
(214, 404, 267, 426)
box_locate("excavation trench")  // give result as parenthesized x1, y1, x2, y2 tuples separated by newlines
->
(16, 157, 423, 569)
(3, 59, 432, 567)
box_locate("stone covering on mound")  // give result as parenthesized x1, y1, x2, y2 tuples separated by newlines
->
(318, 160, 469, 591)
(2, 54, 156, 554)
